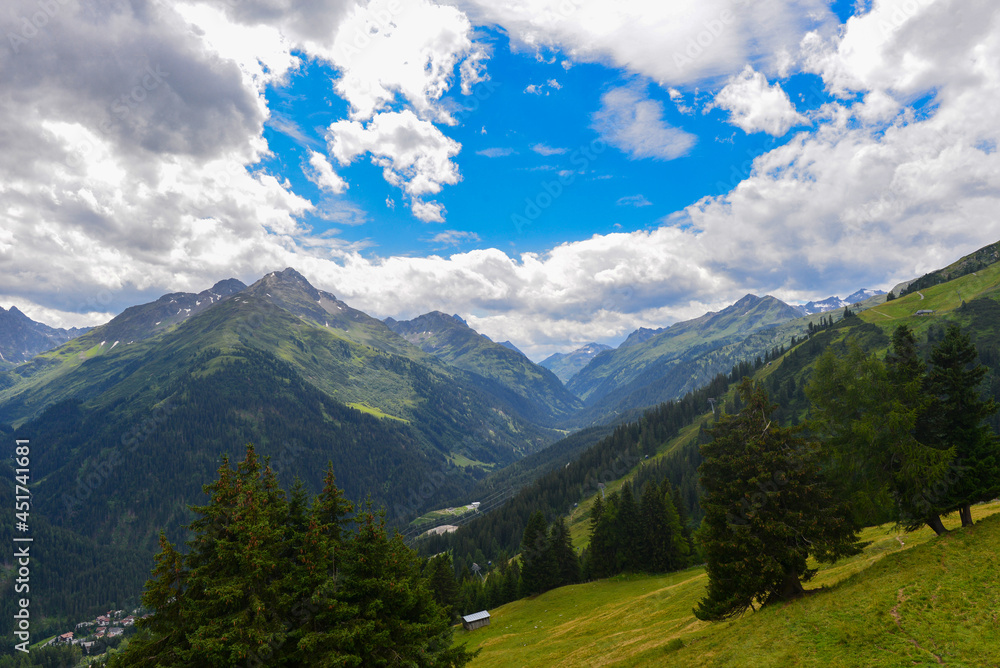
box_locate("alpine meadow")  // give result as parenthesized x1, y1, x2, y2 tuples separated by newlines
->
(4, 0, 1000, 666)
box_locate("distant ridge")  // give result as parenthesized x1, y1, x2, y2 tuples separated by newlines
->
(540, 343, 613, 384)
(385, 310, 581, 424)
(0, 305, 90, 364)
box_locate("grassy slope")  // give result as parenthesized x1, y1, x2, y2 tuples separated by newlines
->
(459, 503, 1000, 667)
(859, 258, 1000, 333)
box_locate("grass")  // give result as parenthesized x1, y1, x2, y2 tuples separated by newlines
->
(345, 402, 408, 422)
(457, 502, 1000, 667)
(861, 260, 1000, 331)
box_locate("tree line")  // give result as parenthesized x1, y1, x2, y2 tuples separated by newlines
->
(108, 444, 476, 667)
(695, 322, 1000, 620)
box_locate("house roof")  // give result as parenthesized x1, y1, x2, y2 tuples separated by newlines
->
(462, 610, 490, 623)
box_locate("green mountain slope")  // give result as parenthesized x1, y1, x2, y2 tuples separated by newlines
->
(569, 294, 802, 406)
(386, 311, 582, 425)
(0, 272, 571, 630)
(901, 239, 1000, 297)
(458, 504, 1000, 667)
(539, 343, 612, 384)
(241, 268, 420, 357)
(563, 294, 803, 425)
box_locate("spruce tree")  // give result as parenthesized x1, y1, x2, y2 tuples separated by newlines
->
(518, 510, 555, 596)
(425, 554, 461, 618)
(695, 380, 861, 621)
(616, 483, 641, 572)
(807, 343, 954, 534)
(113, 446, 476, 668)
(548, 517, 580, 587)
(924, 324, 1000, 527)
(586, 495, 615, 579)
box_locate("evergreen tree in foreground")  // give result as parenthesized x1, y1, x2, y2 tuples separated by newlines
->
(923, 324, 1000, 527)
(806, 340, 954, 534)
(110, 444, 476, 667)
(695, 380, 862, 621)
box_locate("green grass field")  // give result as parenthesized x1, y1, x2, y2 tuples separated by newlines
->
(457, 502, 1000, 667)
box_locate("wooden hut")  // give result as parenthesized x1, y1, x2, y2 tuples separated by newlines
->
(461, 610, 490, 631)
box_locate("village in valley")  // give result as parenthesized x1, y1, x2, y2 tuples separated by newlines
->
(43, 609, 142, 654)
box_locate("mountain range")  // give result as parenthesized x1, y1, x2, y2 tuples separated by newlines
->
(540, 343, 612, 383)
(0, 258, 970, 629)
(0, 305, 89, 366)
(798, 288, 886, 315)
(0, 269, 576, 626)
(384, 310, 581, 424)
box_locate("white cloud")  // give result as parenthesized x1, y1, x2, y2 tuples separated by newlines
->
(427, 230, 482, 246)
(457, 0, 837, 86)
(305, 150, 348, 194)
(477, 147, 516, 157)
(668, 88, 694, 115)
(531, 143, 568, 156)
(708, 65, 808, 136)
(319, 0, 483, 125)
(411, 200, 448, 223)
(616, 194, 652, 207)
(592, 84, 697, 160)
(524, 79, 562, 95)
(8, 0, 1000, 363)
(327, 110, 461, 219)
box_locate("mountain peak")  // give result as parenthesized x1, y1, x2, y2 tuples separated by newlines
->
(209, 278, 247, 296)
(732, 293, 762, 307)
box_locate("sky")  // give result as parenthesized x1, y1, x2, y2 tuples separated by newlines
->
(2, 0, 1000, 361)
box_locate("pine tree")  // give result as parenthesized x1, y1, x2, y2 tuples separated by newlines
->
(518, 510, 555, 596)
(695, 380, 861, 621)
(425, 554, 461, 618)
(113, 446, 476, 668)
(924, 324, 1000, 527)
(586, 495, 615, 579)
(313, 504, 474, 667)
(548, 517, 580, 587)
(807, 343, 954, 534)
(616, 483, 641, 572)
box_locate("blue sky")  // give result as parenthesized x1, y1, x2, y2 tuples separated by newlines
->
(3, 0, 1000, 359)
(261, 28, 834, 258)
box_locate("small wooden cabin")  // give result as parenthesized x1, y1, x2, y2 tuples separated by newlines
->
(461, 610, 490, 631)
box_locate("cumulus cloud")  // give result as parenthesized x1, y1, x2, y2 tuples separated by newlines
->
(708, 65, 807, 136)
(321, 0, 483, 125)
(592, 84, 697, 160)
(305, 150, 348, 194)
(523, 79, 561, 95)
(327, 110, 461, 221)
(8, 0, 1000, 364)
(456, 0, 837, 86)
